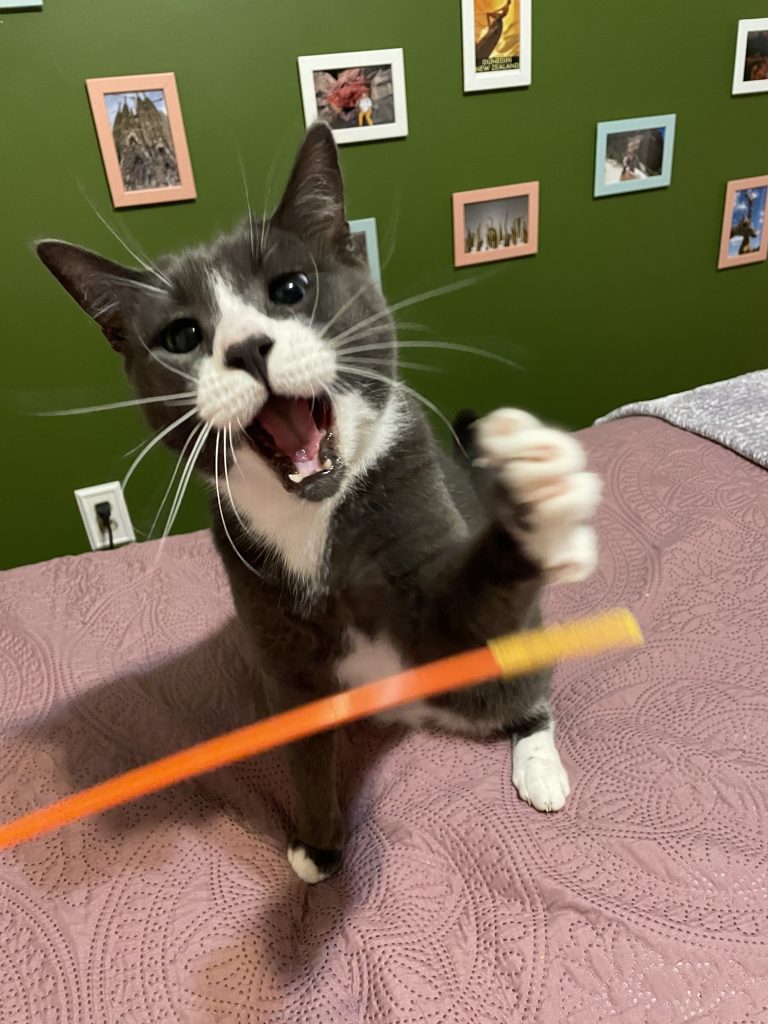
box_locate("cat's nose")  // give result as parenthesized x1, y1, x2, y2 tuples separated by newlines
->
(225, 336, 274, 384)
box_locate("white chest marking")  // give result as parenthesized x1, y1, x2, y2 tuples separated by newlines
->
(337, 629, 406, 689)
(225, 392, 403, 584)
(227, 446, 335, 582)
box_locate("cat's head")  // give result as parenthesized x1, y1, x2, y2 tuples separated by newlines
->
(37, 123, 398, 505)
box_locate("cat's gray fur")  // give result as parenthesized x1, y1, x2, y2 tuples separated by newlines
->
(37, 124, 599, 883)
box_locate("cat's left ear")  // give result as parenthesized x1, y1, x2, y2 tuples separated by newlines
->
(36, 240, 146, 352)
(272, 122, 353, 253)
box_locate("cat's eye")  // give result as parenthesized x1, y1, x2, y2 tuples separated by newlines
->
(158, 318, 204, 354)
(268, 272, 310, 306)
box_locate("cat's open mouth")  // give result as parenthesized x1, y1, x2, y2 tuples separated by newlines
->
(243, 393, 340, 495)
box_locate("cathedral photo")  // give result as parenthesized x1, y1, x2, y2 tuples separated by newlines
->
(103, 90, 181, 191)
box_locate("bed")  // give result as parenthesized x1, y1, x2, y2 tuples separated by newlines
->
(1, 407, 767, 1023)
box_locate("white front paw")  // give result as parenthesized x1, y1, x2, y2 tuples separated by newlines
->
(512, 727, 570, 812)
(513, 754, 570, 812)
(474, 408, 601, 584)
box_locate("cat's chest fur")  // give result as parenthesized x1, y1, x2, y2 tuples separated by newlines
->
(336, 628, 491, 734)
(336, 628, 405, 688)
(226, 390, 406, 584)
(226, 445, 336, 581)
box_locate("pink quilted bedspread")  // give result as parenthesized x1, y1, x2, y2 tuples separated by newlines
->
(1, 417, 767, 1023)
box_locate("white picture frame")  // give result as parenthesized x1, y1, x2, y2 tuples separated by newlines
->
(732, 19, 768, 95)
(297, 48, 408, 145)
(461, 0, 531, 93)
(348, 217, 382, 285)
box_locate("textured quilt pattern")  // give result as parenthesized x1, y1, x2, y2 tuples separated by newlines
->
(1, 417, 767, 1023)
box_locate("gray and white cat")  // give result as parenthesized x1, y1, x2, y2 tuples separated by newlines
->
(37, 124, 600, 884)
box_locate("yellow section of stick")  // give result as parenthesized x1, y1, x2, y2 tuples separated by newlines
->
(487, 608, 643, 677)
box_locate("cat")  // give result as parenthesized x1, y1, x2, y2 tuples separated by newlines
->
(37, 123, 600, 884)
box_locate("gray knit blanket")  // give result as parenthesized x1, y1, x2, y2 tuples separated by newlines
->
(595, 369, 768, 470)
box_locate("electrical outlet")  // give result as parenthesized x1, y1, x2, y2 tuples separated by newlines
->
(74, 481, 136, 551)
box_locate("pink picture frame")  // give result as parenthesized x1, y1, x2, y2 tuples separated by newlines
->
(452, 182, 539, 267)
(717, 175, 768, 270)
(85, 72, 196, 209)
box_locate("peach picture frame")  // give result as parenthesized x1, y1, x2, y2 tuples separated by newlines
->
(717, 175, 768, 270)
(85, 72, 196, 209)
(452, 181, 539, 267)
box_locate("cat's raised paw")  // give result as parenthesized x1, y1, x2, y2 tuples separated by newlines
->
(474, 408, 601, 584)
(287, 841, 343, 884)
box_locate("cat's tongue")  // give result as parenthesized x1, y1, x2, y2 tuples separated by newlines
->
(257, 397, 323, 477)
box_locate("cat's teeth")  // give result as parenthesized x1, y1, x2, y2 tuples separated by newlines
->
(288, 473, 303, 483)
(323, 459, 333, 470)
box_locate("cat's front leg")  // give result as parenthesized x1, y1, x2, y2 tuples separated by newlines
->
(283, 731, 344, 883)
(510, 719, 571, 812)
(259, 668, 345, 884)
(475, 408, 601, 812)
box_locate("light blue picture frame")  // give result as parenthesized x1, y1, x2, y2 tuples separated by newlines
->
(594, 114, 676, 198)
(0, 1, 43, 8)
(348, 217, 382, 286)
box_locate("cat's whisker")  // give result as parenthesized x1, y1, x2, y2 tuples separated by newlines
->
(122, 408, 198, 490)
(148, 421, 203, 539)
(329, 323, 394, 349)
(36, 391, 196, 417)
(340, 339, 519, 371)
(220, 432, 250, 532)
(81, 192, 172, 288)
(336, 355, 439, 374)
(336, 364, 467, 455)
(92, 300, 120, 321)
(137, 334, 199, 385)
(227, 424, 241, 471)
(328, 278, 477, 349)
(215, 433, 263, 579)
(330, 318, 427, 349)
(106, 275, 167, 298)
(379, 204, 400, 272)
(318, 281, 378, 340)
(394, 320, 431, 334)
(237, 150, 256, 261)
(156, 422, 211, 558)
(258, 148, 284, 257)
(398, 340, 519, 370)
(402, 388, 467, 456)
(308, 252, 321, 330)
(373, 360, 437, 374)
(122, 436, 150, 460)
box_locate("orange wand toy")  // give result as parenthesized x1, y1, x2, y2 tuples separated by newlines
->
(0, 609, 642, 851)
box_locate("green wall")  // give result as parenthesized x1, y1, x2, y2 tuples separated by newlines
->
(2, 1, 766, 569)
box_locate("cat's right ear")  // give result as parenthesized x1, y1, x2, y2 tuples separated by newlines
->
(36, 240, 145, 352)
(271, 122, 352, 252)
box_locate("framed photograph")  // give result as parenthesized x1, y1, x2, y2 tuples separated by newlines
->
(717, 176, 768, 269)
(733, 19, 768, 94)
(348, 217, 382, 285)
(85, 72, 196, 209)
(452, 182, 539, 267)
(594, 114, 676, 198)
(0, 0, 42, 7)
(461, 0, 531, 92)
(297, 48, 408, 144)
